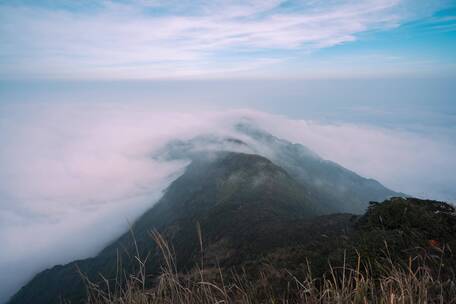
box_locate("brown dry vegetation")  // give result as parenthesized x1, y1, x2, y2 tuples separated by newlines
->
(81, 231, 456, 304)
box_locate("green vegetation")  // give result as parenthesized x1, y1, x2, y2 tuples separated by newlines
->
(83, 204, 456, 304)
(8, 152, 456, 304)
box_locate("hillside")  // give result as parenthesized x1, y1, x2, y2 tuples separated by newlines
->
(6, 139, 416, 304)
(10, 192, 456, 303)
(9, 152, 332, 303)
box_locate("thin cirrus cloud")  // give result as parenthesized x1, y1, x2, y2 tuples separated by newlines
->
(0, 0, 451, 79)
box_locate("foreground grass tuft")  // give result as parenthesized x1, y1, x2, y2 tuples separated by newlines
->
(80, 230, 456, 304)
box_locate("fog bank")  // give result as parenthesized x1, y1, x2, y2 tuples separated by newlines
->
(0, 102, 455, 302)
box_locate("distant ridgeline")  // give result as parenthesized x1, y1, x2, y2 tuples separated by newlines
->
(9, 124, 456, 304)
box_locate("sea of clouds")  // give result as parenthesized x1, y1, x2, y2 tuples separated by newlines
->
(1, 101, 455, 302)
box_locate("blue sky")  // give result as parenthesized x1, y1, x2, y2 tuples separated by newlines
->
(1, 0, 455, 79)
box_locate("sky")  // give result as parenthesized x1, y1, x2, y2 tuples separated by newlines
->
(0, 0, 456, 303)
(0, 0, 455, 79)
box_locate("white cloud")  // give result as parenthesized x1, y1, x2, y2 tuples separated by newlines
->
(0, 102, 455, 302)
(0, 0, 443, 78)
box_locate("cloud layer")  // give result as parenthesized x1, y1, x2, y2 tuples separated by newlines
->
(0, 0, 450, 78)
(1, 101, 456, 302)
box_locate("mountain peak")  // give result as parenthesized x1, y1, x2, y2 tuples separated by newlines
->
(8, 129, 401, 304)
(156, 122, 400, 214)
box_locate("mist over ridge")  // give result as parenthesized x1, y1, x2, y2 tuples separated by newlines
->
(0, 101, 456, 302)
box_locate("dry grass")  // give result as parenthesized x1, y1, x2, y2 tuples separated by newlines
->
(80, 231, 456, 304)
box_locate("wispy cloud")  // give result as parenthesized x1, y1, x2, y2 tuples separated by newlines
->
(0, 0, 448, 79)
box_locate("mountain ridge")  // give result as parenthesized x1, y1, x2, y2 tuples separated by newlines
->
(157, 122, 401, 213)
(8, 126, 404, 304)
